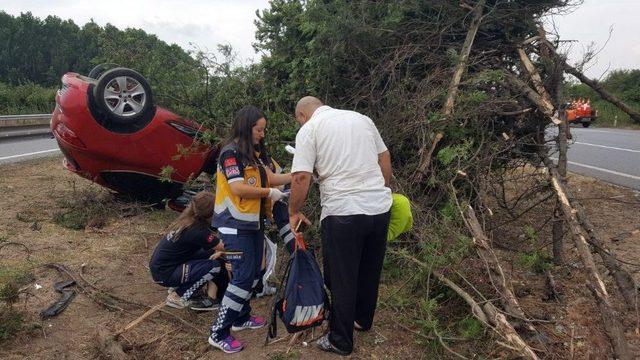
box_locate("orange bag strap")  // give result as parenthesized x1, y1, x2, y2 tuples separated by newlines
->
(293, 221, 307, 251)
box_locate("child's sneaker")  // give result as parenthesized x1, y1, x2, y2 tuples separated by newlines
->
(189, 297, 220, 311)
(231, 316, 266, 331)
(208, 334, 244, 353)
(165, 291, 187, 309)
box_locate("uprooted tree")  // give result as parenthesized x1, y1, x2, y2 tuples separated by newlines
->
(74, 0, 640, 358)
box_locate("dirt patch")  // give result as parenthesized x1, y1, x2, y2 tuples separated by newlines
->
(2, 157, 639, 358)
(489, 170, 640, 359)
(0, 157, 423, 359)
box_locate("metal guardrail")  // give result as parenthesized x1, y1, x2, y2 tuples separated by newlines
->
(0, 114, 52, 139)
(0, 114, 52, 127)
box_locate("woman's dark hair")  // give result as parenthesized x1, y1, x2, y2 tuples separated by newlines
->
(226, 105, 269, 165)
(166, 191, 214, 239)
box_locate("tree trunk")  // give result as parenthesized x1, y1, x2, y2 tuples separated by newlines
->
(466, 206, 534, 331)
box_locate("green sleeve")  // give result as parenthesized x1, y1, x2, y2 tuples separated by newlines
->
(387, 193, 413, 241)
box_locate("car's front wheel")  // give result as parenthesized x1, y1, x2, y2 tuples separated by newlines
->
(93, 68, 154, 126)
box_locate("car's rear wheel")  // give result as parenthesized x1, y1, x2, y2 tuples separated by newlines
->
(88, 63, 119, 79)
(93, 68, 154, 126)
(582, 122, 591, 128)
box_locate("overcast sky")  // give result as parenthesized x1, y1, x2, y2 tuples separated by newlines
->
(1, 0, 638, 78)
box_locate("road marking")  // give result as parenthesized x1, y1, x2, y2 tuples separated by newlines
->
(572, 128, 632, 135)
(555, 159, 640, 182)
(0, 148, 60, 161)
(573, 141, 640, 154)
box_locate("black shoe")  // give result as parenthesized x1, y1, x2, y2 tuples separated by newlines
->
(316, 334, 351, 356)
(189, 297, 220, 311)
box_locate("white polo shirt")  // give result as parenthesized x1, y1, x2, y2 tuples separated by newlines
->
(291, 106, 392, 220)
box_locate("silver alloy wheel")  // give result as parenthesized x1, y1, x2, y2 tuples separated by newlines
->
(103, 76, 147, 117)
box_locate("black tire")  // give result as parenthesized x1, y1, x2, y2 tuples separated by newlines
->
(87, 63, 119, 79)
(93, 68, 154, 125)
(582, 122, 591, 128)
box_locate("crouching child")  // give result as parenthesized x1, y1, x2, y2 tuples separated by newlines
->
(149, 191, 229, 311)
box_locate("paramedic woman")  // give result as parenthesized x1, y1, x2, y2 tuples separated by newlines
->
(208, 105, 291, 354)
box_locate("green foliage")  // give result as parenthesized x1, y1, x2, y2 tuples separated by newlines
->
(0, 267, 33, 303)
(52, 209, 89, 230)
(267, 351, 301, 360)
(0, 82, 56, 115)
(517, 250, 552, 273)
(159, 166, 176, 183)
(458, 316, 483, 339)
(436, 141, 472, 166)
(53, 186, 116, 230)
(516, 224, 550, 273)
(523, 224, 537, 242)
(0, 304, 25, 343)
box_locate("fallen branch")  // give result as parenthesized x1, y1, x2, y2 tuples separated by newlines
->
(413, 0, 486, 181)
(94, 302, 166, 360)
(443, 0, 487, 116)
(52, 263, 206, 335)
(517, 47, 550, 101)
(506, 44, 633, 355)
(539, 160, 633, 359)
(465, 206, 535, 332)
(587, 284, 633, 360)
(392, 250, 539, 359)
(570, 198, 638, 311)
(503, 73, 561, 125)
(114, 302, 165, 338)
(413, 132, 444, 180)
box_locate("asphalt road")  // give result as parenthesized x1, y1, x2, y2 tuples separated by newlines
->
(0, 134, 60, 165)
(548, 126, 640, 190)
(1, 126, 638, 191)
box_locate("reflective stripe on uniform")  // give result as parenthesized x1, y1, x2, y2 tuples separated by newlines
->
(279, 223, 291, 236)
(227, 284, 251, 300)
(222, 295, 244, 312)
(283, 232, 294, 245)
(214, 197, 259, 223)
(217, 227, 238, 235)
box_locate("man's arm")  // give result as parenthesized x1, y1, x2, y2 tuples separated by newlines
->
(378, 150, 391, 187)
(288, 171, 312, 232)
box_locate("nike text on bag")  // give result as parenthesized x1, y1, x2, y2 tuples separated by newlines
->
(267, 234, 327, 339)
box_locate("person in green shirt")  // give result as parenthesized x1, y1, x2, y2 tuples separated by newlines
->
(387, 193, 413, 241)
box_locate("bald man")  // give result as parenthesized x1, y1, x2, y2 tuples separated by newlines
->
(289, 96, 392, 355)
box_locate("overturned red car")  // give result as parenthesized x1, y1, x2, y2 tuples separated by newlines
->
(51, 66, 218, 203)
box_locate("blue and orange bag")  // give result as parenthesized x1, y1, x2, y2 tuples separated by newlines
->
(267, 232, 327, 339)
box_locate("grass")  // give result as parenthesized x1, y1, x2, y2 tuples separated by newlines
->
(588, 100, 640, 130)
(52, 185, 120, 230)
(458, 316, 483, 339)
(0, 304, 25, 344)
(0, 266, 34, 344)
(517, 251, 552, 273)
(0, 267, 34, 303)
(267, 351, 301, 360)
